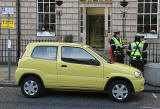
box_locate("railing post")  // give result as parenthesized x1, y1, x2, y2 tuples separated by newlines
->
(156, 43, 158, 63)
(153, 43, 154, 63)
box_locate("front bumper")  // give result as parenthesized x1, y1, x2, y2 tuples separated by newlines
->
(132, 78, 145, 93)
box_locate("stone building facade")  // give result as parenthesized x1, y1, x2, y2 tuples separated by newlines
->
(0, 0, 160, 50)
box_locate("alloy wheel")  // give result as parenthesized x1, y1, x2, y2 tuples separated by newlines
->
(112, 84, 128, 100)
(24, 80, 38, 96)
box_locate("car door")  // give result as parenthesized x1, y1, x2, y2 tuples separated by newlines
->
(57, 46, 104, 90)
(30, 46, 58, 87)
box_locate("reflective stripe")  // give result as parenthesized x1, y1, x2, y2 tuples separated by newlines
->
(112, 37, 123, 53)
(142, 40, 148, 51)
(111, 44, 116, 46)
(112, 37, 122, 47)
(127, 49, 132, 52)
(142, 39, 148, 44)
(131, 42, 143, 59)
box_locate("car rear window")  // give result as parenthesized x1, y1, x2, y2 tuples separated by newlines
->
(32, 46, 57, 60)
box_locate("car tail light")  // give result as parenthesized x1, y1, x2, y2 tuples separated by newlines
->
(20, 50, 26, 59)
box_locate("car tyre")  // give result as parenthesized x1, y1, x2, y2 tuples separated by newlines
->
(21, 77, 42, 98)
(109, 81, 131, 102)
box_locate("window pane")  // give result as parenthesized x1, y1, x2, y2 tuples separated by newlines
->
(44, 24, 49, 30)
(51, 14, 55, 23)
(145, 0, 150, 2)
(88, 0, 92, 2)
(145, 3, 150, 13)
(138, 0, 143, 2)
(108, 27, 111, 33)
(81, 27, 83, 33)
(32, 46, 57, 60)
(138, 3, 143, 13)
(144, 24, 150, 33)
(44, 14, 49, 24)
(151, 25, 157, 32)
(144, 15, 150, 24)
(152, 3, 157, 13)
(62, 47, 95, 60)
(50, 24, 55, 31)
(38, 13, 43, 23)
(50, 0, 55, 2)
(44, 3, 49, 12)
(137, 25, 143, 33)
(44, 0, 49, 2)
(39, 24, 44, 30)
(108, 21, 110, 27)
(38, 3, 43, 12)
(80, 0, 86, 2)
(81, 8, 83, 15)
(38, 0, 43, 2)
(108, 15, 110, 20)
(151, 15, 157, 24)
(81, 20, 83, 27)
(152, 0, 158, 2)
(44, 14, 49, 31)
(50, 3, 55, 12)
(138, 15, 143, 24)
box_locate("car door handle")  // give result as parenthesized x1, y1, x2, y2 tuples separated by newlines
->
(61, 65, 67, 67)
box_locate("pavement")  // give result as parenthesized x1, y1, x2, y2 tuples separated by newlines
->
(0, 65, 160, 92)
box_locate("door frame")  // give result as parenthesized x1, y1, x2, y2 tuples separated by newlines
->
(84, 7, 109, 50)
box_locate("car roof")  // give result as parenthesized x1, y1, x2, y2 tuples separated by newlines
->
(26, 42, 89, 48)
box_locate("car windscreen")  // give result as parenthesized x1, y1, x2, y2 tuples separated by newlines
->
(88, 47, 113, 64)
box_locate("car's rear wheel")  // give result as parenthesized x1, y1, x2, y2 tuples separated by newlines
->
(21, 77, 42, 98)
(109, 81, 131, 102)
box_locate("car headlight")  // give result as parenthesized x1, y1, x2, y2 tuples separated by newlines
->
(134, 72, 143, 78)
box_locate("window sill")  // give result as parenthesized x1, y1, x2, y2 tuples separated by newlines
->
(138, 33, 158, 38)
(37, 31, 56, 37)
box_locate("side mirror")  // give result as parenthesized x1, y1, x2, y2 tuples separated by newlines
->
(89, 59, 100, 66)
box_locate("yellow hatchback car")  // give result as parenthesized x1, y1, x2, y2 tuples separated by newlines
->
(15, 42, 144, 102)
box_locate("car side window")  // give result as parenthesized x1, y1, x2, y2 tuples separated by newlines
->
(61, 47, 99, 65)
(32, 46, 57, 60)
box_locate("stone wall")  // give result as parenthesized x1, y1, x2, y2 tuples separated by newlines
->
(112, 0, 137, 42)
(57, 0, 79, 42)
(0, 0, 160, 42)
(21, 0, 37, 40)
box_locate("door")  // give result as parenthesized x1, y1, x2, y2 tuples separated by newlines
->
(30, 46, 58, 87)
(87, 15, 105, 48)
(57, 46, 103, 90)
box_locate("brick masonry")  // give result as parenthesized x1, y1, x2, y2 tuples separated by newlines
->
(0, 0, 160, 42)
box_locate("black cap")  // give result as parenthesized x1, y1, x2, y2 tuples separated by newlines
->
(140, 35, 144, 38)
(135, 35, 141, 42)
(114, 31, 120, 35)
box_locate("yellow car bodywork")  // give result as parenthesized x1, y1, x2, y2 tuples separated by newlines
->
(15, 42, 144, 93)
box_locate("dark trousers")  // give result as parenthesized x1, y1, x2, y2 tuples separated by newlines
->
(113, 54, 124, 64)
(142, 53, 147, 65)
(131, 60, 144, 72)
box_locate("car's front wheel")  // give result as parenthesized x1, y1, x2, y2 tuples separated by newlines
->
(21, 77, 42, 98)
(109, 81, 131, 102)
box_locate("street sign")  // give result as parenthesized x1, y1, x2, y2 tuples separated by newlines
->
(1, 19, 15, 29)
(2, 8, 14, 14)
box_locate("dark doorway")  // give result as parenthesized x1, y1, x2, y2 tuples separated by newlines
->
(86, 15, 104, 48)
